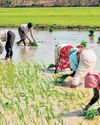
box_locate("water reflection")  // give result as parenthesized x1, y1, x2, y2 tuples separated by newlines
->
(89, 36, 94, 43)
(20, 46, 37, 61)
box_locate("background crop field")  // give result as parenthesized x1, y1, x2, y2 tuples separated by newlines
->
(0, 7, 100, 27)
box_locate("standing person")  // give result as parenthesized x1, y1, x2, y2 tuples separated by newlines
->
(17, 23, 36, 46)
(0, 30, 15, 60)
(84, 72, 100, 113)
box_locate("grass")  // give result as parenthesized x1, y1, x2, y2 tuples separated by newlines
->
(0, 7, 100, 28)
(0, 61, 99, 125)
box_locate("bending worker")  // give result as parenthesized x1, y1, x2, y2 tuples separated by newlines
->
(0, 30, 15, 60)
(17, 23, 36, 46)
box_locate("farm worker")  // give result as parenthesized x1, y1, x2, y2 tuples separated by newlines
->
(57, 44, 86, 77)
(68, 44, 85, 72)
(55, 42, 87, 73)
(83, 71, 100, 113)
(0, 30, 15, 60)
(17, 23, 36, 46)
(55, 44, 74, 73)
(70, 48, 96, 88)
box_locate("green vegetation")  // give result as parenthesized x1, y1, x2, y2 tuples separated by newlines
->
(48, 64, 55, 70)
(0, 7, 100, 28)
(81, 40, 87, 47)
(49, 26, 53, 32)
(0, 61, 97, 124)
(98, 37, 100, 41)
(30, 41, 38, 46)
(89, 28, 95, 36)
(83, 109, 98, 120)
(97, 37, 100, 43)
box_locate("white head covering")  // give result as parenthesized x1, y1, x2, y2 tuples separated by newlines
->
(0, 39, 4, 54)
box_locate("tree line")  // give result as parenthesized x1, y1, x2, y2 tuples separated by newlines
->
(0, 0, 100, 7)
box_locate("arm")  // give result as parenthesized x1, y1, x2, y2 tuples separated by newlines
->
(30, 29, 36, 42)
(24, 32, 31, 43)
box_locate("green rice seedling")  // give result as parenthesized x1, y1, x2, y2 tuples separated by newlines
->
(21, 94, 29, 112)
(98, 37, 100, 41)
(15, 97, 25, 122)
(1, 62, 15, 86)
(28, 88, 36, 101)
(56, 117, 65, 125)
(61, 95, 70, 112)
(47, 64, 55, 70)
(45, 105, 55, 125)
(3, 101, 14, 113)
(81, 40, 87, 47)
(97, 37, 100, 44)
(60, 118, 65, 125)
(60, 100, 69, 112)
(33, 63, 41, 80)
(32, 103, 43, 125)
(83, 109, 98, 120)
(66, 92, 77, 100)
(30, 41, 38, 46)
(33, 104, 41, 118)
(0, 112, 8, 125)
(89, 28, 95, 36)
(0, 99, 14, 112)
(49, 27, 53, 33)
(78, 121, 83, 125)
(79, 91, 89, 98)
(57, 74, 69, 83)
(18, 108, 24, 121)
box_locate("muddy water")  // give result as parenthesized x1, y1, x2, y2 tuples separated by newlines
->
(0, 28, 100, 71)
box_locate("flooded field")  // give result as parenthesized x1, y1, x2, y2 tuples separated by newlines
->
(0, 28, 100, 71)
(0, 28, 100, 125)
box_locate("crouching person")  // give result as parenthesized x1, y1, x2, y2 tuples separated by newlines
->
(17, 23, 36, 46)
(69, 48, 96, 88)
(84, 72, 100, 113)
(55, 44, 73, 73)
(0, 30, 15, 60)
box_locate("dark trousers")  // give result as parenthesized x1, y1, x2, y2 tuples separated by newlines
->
(18, 27, 26, 46)
(5, 31, 15, 58)
(18, 27, 25, 41)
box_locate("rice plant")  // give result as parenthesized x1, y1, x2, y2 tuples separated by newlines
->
(0, 61, 99, 124)
(83, 109, 98, 120)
